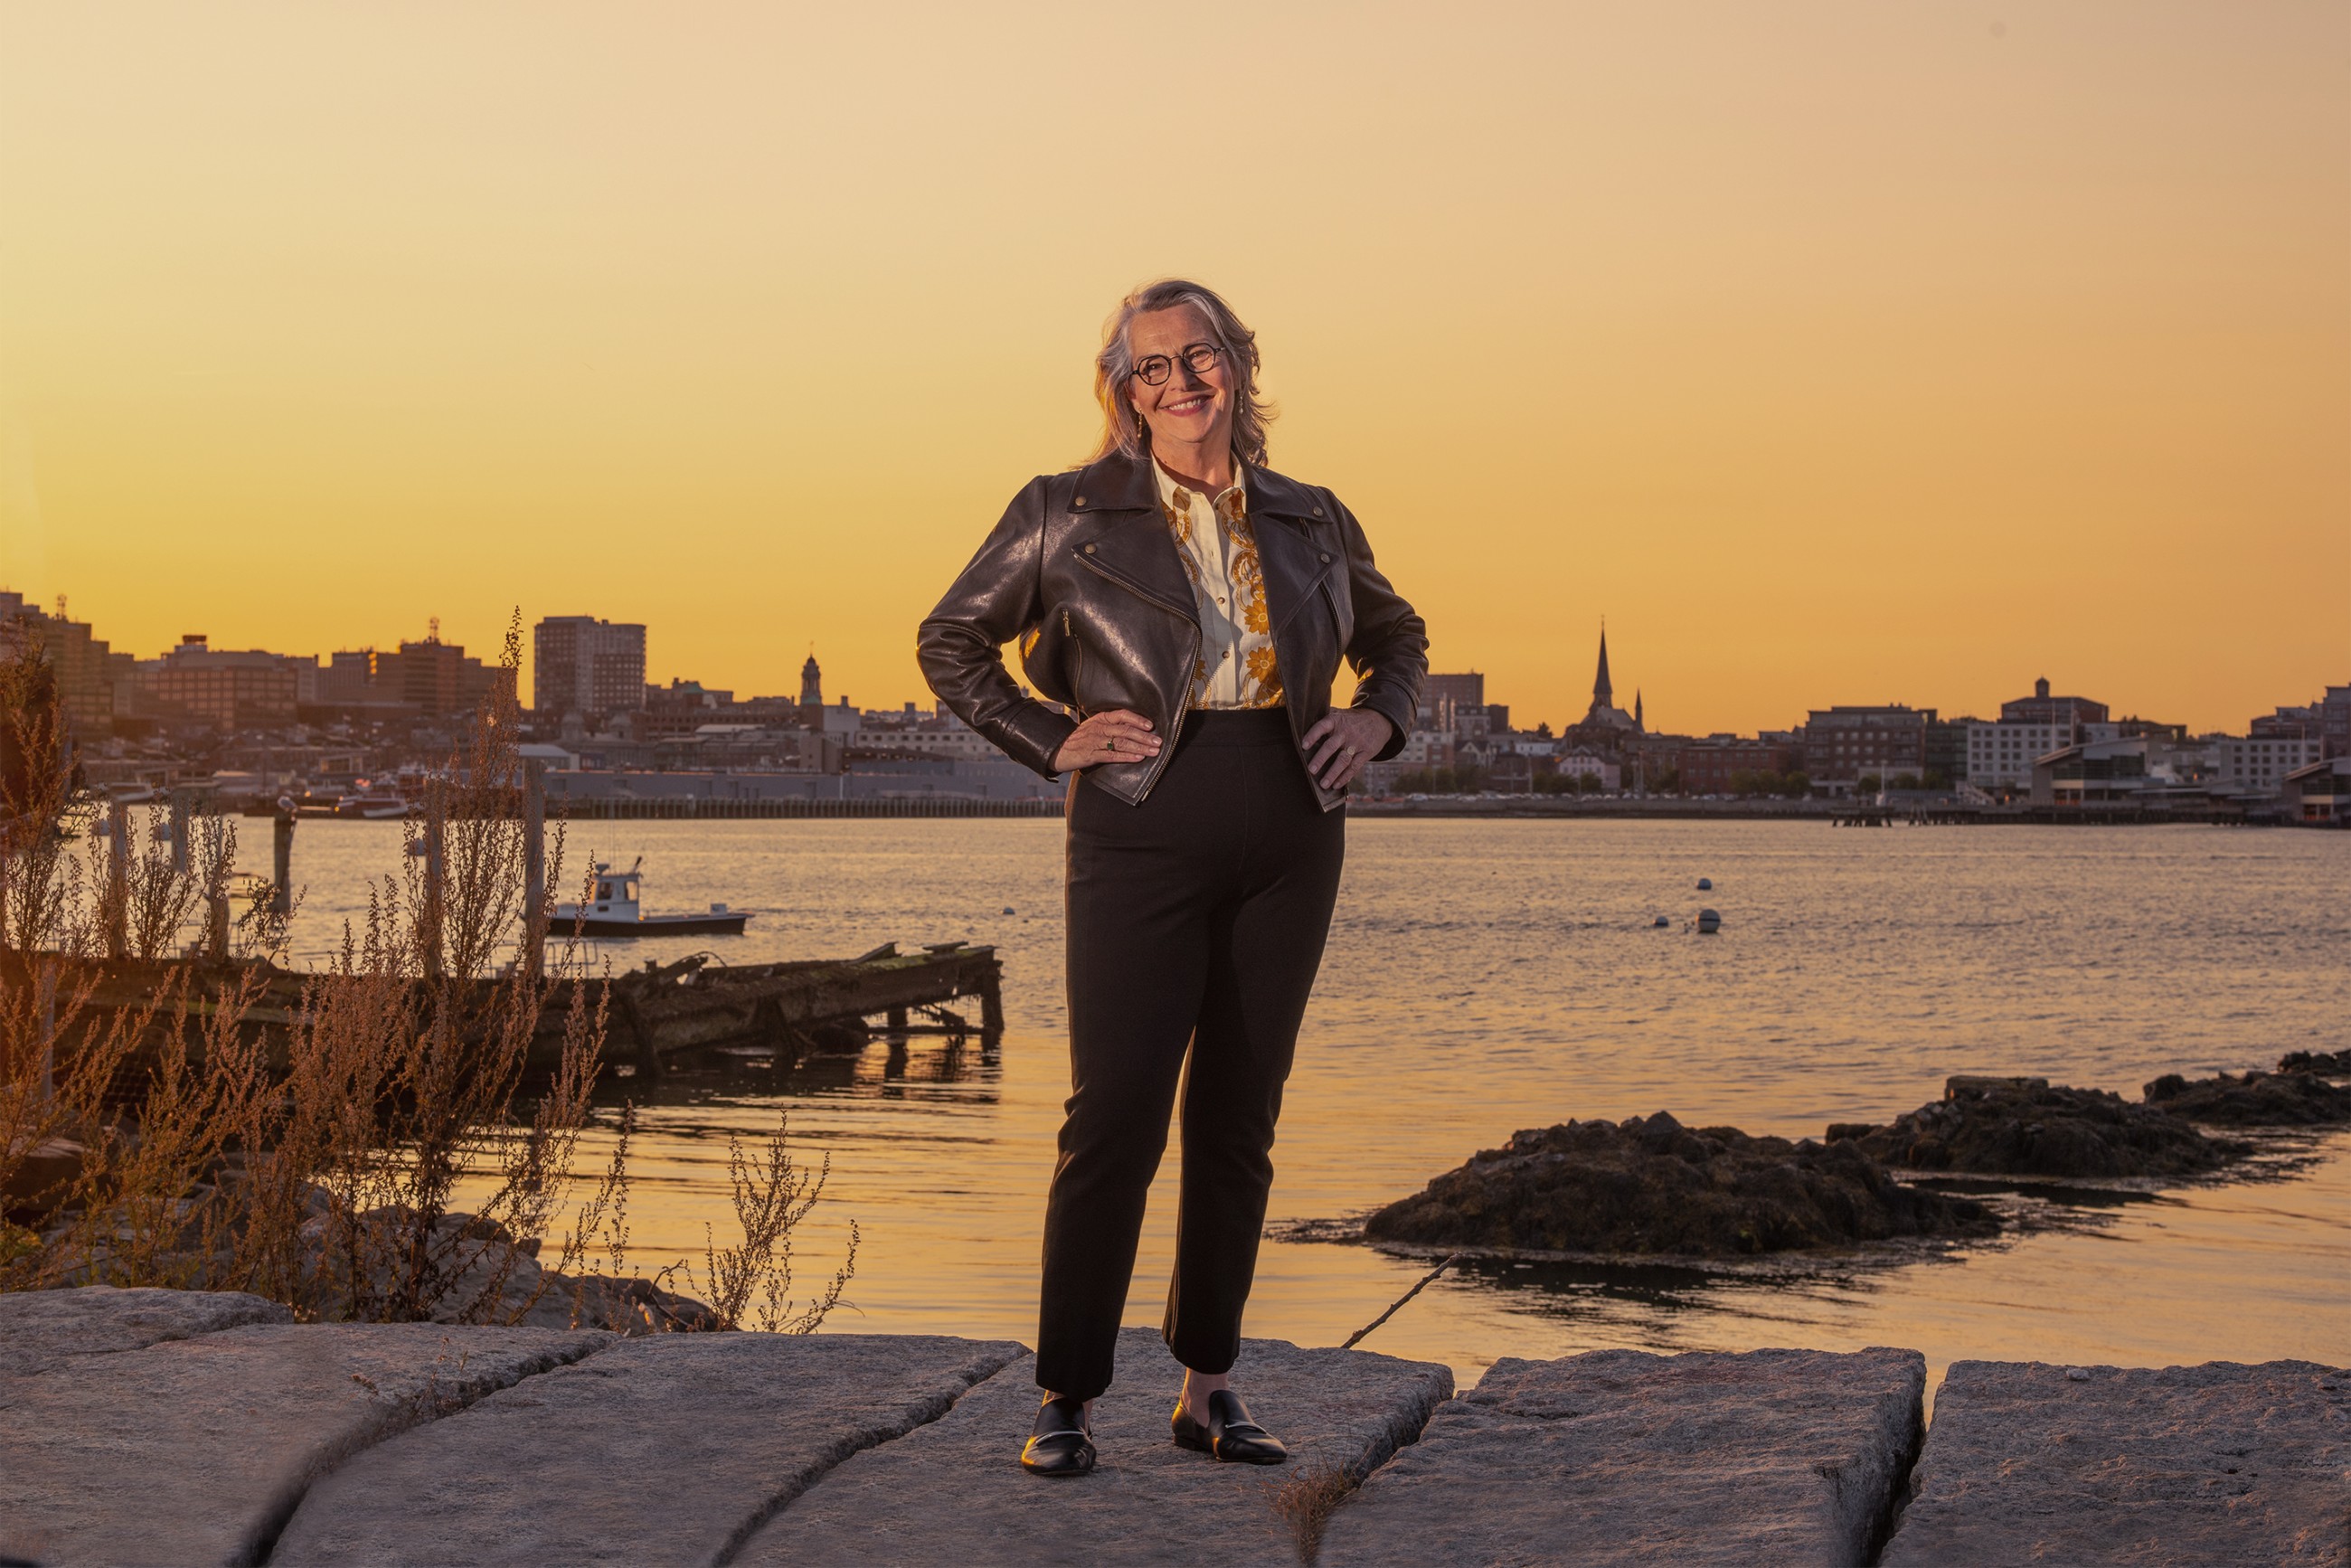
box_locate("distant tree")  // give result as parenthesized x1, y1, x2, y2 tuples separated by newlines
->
(1922, 768, 1948, 789)
(1779, 770, 1812, 798)
(1533, 722, 1554, 739)
(1727, 769, 1758, 798)
(1651, 766, 1681, 795)
(1858, 772, 1883, 793)
(1891, 772, 1921, 791)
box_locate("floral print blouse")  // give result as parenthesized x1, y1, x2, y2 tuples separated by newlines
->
(1154, 457, 1285, 710)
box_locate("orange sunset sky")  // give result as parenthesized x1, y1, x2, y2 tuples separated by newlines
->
(1, 3, 2344, 736)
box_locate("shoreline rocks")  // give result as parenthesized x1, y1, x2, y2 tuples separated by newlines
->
(1826, 1076, 2250, 1181)
(1363, 1111, 1997, 1258)
(2142, 1068, 2351, 1127)
(2278, 1048, 2351, 1077)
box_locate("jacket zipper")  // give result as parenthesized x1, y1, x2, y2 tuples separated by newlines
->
(1072, 550, 1196, 792)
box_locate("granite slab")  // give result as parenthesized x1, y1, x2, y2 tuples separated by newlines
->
(1320, 1346, 1925, 1567)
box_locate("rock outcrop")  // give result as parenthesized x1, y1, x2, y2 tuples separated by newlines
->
(1363, 1112, 1996, 1258)
(2278, 1048, 2351, 1077)
(1827, 1076, 2248, 1180)
(2144, 1069, 2351, 1127)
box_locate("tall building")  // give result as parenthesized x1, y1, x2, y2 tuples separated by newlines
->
(1415, 673, 1487, 737)
(395, 635, 506, 718)
(0, 591, 131, 734)
(799, 653, 824, 709)
(318, 629, 508, 720)
(533, 616, 647, 722)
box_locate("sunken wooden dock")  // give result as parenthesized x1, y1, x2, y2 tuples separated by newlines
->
(580, 941, 1004, 1076)
(17, 940, 1005, 1083)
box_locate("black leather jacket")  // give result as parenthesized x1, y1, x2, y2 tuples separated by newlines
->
(917, 450, 1429, 809)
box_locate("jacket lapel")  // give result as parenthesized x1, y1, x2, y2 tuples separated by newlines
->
(1247, 466, 1338, 635)
(1068, 452, 1197, 621)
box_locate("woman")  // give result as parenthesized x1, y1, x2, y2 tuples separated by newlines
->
(918, 279, 1427, 1478)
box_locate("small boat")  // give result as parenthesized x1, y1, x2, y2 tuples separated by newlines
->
(337, 790, 411, 820)
(554, 858, 751, 939)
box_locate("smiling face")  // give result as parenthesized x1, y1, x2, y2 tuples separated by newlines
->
(1125, 304, 1234, 463)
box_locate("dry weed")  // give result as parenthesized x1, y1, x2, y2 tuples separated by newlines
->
(1, 616, 854, 1336)
(1263, 1460, 1360, 1566)
(689, 1110, 859, 1334)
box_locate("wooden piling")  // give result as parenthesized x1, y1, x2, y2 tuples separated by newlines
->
(421, 795, 446, 980)
(270, 802, 295, 918)
(105, 799, 131, 958)
(522, 760, 545, 981)
(167, 791, 192, 877)
(978, 968, 1006, 1034)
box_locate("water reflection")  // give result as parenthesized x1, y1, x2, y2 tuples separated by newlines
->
(601, 1032, 1003, 1107)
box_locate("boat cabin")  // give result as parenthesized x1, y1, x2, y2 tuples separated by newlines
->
(589, 860, 641, 917)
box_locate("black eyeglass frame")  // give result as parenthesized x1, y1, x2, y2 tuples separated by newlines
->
(1129, 343, 1222, 387)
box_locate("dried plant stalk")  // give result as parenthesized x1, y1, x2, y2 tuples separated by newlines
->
(3, 614, 854, 1339)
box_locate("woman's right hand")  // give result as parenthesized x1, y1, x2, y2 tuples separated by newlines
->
(1053, 710, 1162, 771)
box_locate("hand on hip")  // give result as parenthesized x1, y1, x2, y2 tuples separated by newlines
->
(1055, 709, 1162, 771)
(1301, 709, 1393, 791)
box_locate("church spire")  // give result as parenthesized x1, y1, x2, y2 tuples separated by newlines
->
(1634, 688, 1644, 731)
(1592, 624, 1614, 711)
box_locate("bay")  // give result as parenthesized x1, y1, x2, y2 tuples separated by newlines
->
(278, 817, 2349, 1385)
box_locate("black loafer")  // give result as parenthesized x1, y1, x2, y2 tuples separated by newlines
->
(1021, 1395, 1096, 1478)
(1172, 1388, 1288, 1465)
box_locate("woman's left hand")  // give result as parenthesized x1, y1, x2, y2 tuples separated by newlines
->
(1300, 709, 1394, 792)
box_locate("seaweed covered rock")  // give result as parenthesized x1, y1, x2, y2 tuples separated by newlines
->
(1362, 1111, 1996, 1258)
(2278, 1049, 2351, 1078)
(1828, 1076, 2248, 1179)
(2142, 1069, 2351, 1127)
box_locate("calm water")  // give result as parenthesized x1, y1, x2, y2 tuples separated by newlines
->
(277, 817, 2349, 1385)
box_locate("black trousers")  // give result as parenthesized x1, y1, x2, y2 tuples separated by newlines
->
(1036, 709, 1346, 1402)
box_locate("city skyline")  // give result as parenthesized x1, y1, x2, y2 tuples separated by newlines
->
(2, 5, 2345, 737)
(13, 587, 2340, 751)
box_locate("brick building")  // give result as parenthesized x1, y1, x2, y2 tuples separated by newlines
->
(134, 635, 303, 731)
(1801, 704, 1932, 788)
(1676, 735, 1800, 795)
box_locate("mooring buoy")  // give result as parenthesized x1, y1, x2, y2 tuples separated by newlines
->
(1695, 907, 1722, 933)
(1696, 876, 1714, 891)
(1653, 915, 1670, 928)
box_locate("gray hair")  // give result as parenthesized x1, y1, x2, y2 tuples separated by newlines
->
(1090, 279, 1274, 467)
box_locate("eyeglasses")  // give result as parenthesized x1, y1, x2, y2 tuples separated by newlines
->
(1130, 343, 1221, 386)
